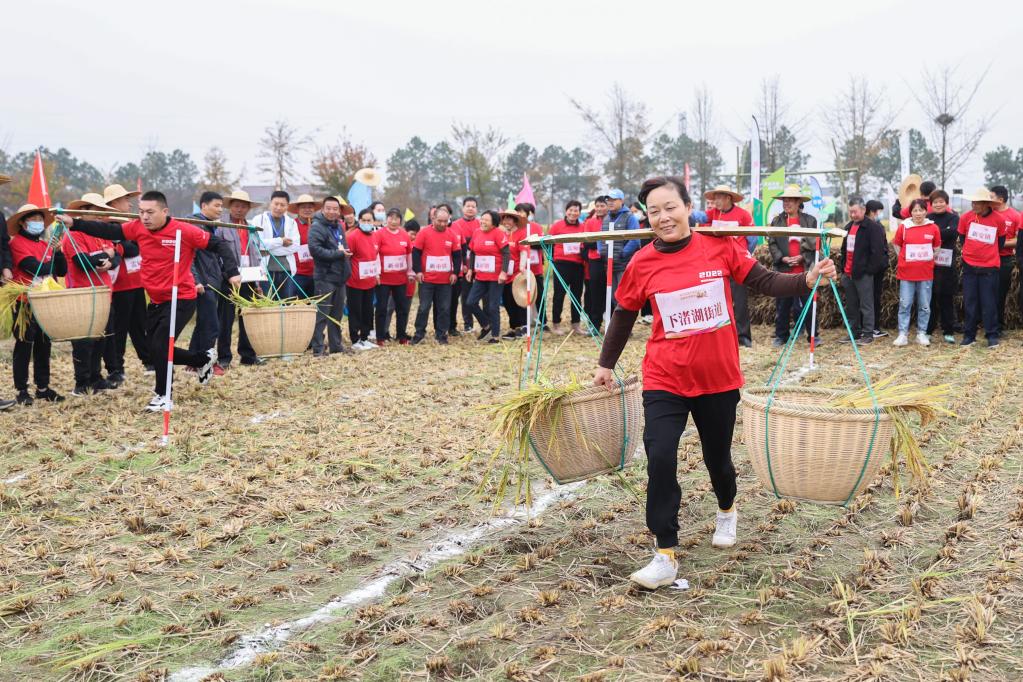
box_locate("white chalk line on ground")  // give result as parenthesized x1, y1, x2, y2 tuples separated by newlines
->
(3, 472, 28, 484)
(169, 481, 585, 682)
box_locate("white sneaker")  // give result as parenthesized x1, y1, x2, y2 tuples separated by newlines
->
(712, 509, 738, 548)
(367, 330, 376, 341)
(916, 332, 930, 346)
(196, 348, 217, 385)
(893, 333, 909, 347)
(145, 394, 169, 413)
(629, 551, 678, 590)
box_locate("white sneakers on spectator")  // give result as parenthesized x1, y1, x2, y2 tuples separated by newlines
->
(196, 348, 217, 385)
(916, 332, 930, 346)
(712, 509, 738, 548)
(354, 340, 378, 351)
(893, 333, 909, 347)
(629, 551, 678, 589)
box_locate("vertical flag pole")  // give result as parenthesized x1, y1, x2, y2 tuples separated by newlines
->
(604, 240, 613, 328)
(808, 236, 820, 369)
(162, 228, 183, 446)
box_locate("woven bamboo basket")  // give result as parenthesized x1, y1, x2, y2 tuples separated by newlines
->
(528, 376, 643, 484)
(242, 305, 317, 358)
(28, 286, 111, 341)
(742, 386, 894, 504)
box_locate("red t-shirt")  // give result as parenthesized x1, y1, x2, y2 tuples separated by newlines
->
(120, 218, 210, 303)
(112, 241, 143, 292)
(844, 223, 861, 276)
(62, 231, 114, 289)
(704, 205, 754, 228)
(8, 235, 50, 285)
(892, 219, 941, 281)
(375, 227, 413, 286)
(996, 207, 1020, 258)
(787, 238, 805, 274)
(346, 228, 381, 290)
(957, 210, 1006, 269)
(468, 227, 508, 282)
(414, 225, 461, 285)
(451, 217, 480, 244)
(504, 228, 521, 277)
(549, 219, 585, 263)
(295, 220, 314, 277)
(614, 232, 757, 397)
(511, 222, 545, 275)
(583, 215, 604, 262)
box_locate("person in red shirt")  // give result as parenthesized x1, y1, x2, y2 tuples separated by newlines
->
(499, 211, 527, 338)
(593, 175, 838, 590)
(59, 190, 242, 412)
(6, 204, 67, 405)
(548, 200, 587, 335)
(449, 197, 480, 335)
(512, 203, 549, 330)
(582, 196, 609, 333)
(347, 208, 381, 350)
(374, 208, 414, 344)
(411, 206, 462, 344)
(289, 194, 321, 298)
(990, 185, 1019, 334)
(957, 188, 1008, 347)
(703, 185, 755, 347)
(465, 210, 510, 343)
(891, 199, 942, 347)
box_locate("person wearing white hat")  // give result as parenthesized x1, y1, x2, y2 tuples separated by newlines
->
(957, 188, 1008, 347)
(215, 190, 264, 368)
(250, 190, 301, 299)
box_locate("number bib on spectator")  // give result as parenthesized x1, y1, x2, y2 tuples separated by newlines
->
(358, 260, 380, 278)
(125, 256, 142, 273)
(528, 250, 540, 265)
(935, 248, 953, 267)
(425, 255, 451, 272)
(654, 278, 731, 339)
(475, 255, 496, 273)
(563, 242, 581, 255)
(967, 222, 997, 245)
(296, 245, 311, 262)
(383, 255, 406, 272)
(846, 234, 856, 252)
(904, 243, 934, 262)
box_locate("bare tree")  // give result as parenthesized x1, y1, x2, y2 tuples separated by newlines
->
(756, 76, 809, 172)
(199, 146, 240, 194)
(312, 130, 378, 197)
(257, 119, 308, 189)
(570, 83, 651, 193)
(822, 76, 897, 196)
(450, 123, 509, 206)
(911, 64, 993, 187)
(690, 85, 724, 206)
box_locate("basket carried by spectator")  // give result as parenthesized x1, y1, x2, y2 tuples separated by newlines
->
(28, 286, 111, 341)
(742, 386, 893, 504)
(242, 304, 317, 358)
(529, 376, 643, 484)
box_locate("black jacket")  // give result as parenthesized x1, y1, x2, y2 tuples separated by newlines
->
(768, 211, 818, 272)
(840, 218, 888, 279)
(307, 211, 350, 285)
(188, 213, 224, 288)
(927, 210, 960, 253)
(0, 214, 12, 271)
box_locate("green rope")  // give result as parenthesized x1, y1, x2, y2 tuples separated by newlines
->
(249, 228, 311, 299)
(762, 227, 881, 506)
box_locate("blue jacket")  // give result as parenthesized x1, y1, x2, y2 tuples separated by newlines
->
(597, 208, 641, 265)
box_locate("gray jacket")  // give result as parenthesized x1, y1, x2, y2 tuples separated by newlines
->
(308, 211, 351, 285)
(214, 220, 263, 286)
(190, 213, 223, 287)
(768, 211, 817, 272)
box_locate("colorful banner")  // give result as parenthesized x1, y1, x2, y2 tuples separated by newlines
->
(515, 173, 536, 208)
(762, 167, 786, 218)
(808, 176, 824, 224)
(899, 130, 911, 179)
(346, 181, 372, 214)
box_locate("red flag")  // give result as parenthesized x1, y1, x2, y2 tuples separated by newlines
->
(515, 173, 536, 208)
(683, 163, 691, 191)
(28, 150, 50, 207)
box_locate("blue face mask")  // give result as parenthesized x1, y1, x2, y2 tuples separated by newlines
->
(373, 211, 386, 223)
(359, 223, 374, 233)
(25, 220, 45, 236)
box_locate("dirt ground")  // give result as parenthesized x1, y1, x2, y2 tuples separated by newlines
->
(1, 311, 1021, 681)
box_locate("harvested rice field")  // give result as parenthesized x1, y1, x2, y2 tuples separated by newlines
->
(1, 319, 1022, 681)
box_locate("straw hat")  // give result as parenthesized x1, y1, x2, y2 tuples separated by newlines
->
(67, 192, 113, 211)
(222, 189, 261, 209)
(103, 183, 140, 204)
(898, 174, 923, 207)
(511, 269, 538, 308)
(7, 204, 52, 236)
(329, 196, 355, 216)
(964, 187, 997, 203)
(499, 210, 525, 229)
(288, 193, 322, 213)
(0, 174, 11, 185)
(354, 167, 383, 187)
(776, 184, 811, 202)
(703, 184, 744, 202)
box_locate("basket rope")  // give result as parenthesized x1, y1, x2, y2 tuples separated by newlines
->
(762, 224, 881, 506)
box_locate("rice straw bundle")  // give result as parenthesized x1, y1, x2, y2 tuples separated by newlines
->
(829, 377, 953, 495)
(220, 288, 325, 308)
(0, 283, 31, 339)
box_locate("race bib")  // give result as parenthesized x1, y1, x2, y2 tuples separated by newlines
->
(935, 248, 953, 267)
(967, 222, 996, 245)
(654, 278, 731, 339)
(240, 266, 267, 283)
(296, 245, 312, 262)
(846, 234, 856, 252)
(528, 250, 540, 265)
(109, 266, 120, 284)
(358, 260, 380, 278)
(239, 255, 250, 268)
(711, 220, 739, 228)
(563, 242, 581, 255)
(425, 255, 451, 273)
(475, 255, 496, 273)
(125, 256, 142, 273)
(383, 255, 407, 272)
(904, 243, 934, 262)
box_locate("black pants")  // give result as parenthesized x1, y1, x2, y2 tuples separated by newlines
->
(312, 279, 346, 353)
(585, 259, 623, 331)
(147, 298, 207, 395)
(551, 261, 584, 325)
(962, 263, 999, 341)
(375, 283, 410, 341)
(12, 304, 51, 392)
(188, 288, 220, 355)
(730, 280, 751, 345)
(106, 288, 149, 372)
(774, 295, 810, 341)
(347, 286, 374, 343)
(71, 335, 105, 388)
(997, 256, 1014, 333)
(217, 282, 258, 366)
(414, 281, 451, 340)
(449, 277, 472, 331)
(873, 270, 885, 331)
(502, 285, 525, 330)
(643, 389, 740, 549)
(466, 279, 503, 337)
(926, 265, 958, 335)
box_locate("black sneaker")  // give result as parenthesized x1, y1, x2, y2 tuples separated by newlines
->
(106, 372, 126, 388)
(448, 329, 461, 337)
(463, 324, 474, 333)
(487, 337, 500, 344)
(15, 390, 33, 406)
(71, 384, 93, 397)
(240, 357, 266, 366)
(437, 337, 449, 345)
(502, 330, 517, 340)
(772, 338, 785, 347)
(35, 388, 64, 403)
(872, 329, 888, 339)
(92, 379, 115, 391)
(738, 338, 753, 348)
(857, 335, 873, 344)
(0, 398, 14, 411)
(196, 348, 217, 386)
(143, 364, 156, 375)
(987, 338, 1000, 348)
(410, 336, 425, 346)
(477, 328, 492, 341)
(960, 337, 976, 347)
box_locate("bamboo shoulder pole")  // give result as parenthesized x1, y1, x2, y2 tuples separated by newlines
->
(55, 207, 256, 232)
(520, 225, 847, 246)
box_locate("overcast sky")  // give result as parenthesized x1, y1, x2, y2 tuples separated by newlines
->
(5, 0, 1021, 193)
